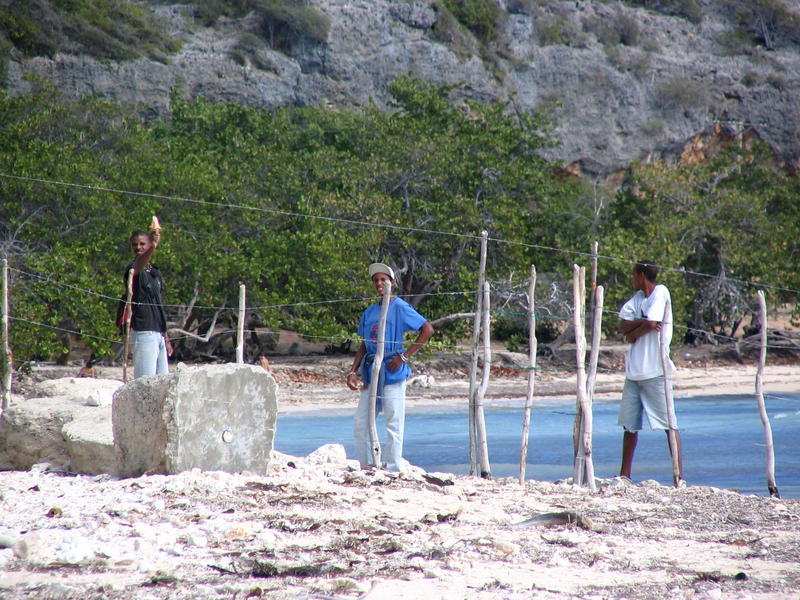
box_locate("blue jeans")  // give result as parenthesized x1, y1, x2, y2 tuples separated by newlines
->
(353, 380, 406, 471)
(131, 330, 169, 379)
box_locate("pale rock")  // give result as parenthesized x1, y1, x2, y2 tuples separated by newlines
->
(14, 529, 99, 566)
(0, 547, 14, 568)
(0, 528, 18, 548)
(33, 377, 123, 407)
(490, 538, 519, 557)
(305, 443, 348, 466)
(253, 529, 283, 549)
(703, 588, 723, 600)
(0, 395, 98, 470)
(408, 374, 435, 388)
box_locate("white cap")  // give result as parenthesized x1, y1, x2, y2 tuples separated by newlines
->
(368, 262, 394, 280)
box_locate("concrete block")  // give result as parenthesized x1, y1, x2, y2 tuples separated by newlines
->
(113, 363, 278, 478)
(62, 405, 120, 475)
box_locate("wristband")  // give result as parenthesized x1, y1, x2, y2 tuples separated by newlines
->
(400, 353, 408, 363)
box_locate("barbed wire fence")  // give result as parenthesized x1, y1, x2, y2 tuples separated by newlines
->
(0, 175, 797, 493)
(1, 170, 797, 372)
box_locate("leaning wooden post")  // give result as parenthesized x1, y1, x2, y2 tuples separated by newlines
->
(572, 265, 595, 489)
(572, 241, 599, 462)
(572, 265, 586, 460)
(660, 297, 681, 487)
(518, 265, 537, 485)
(1, 258, 11, 413)
(589, 241, 598, 335)
(755, 290, 780, 497)
(236, 284, 246, 364)
(367, 279, 392, 468)
(468, 231, 489, 475)
(122, 268, 134, 382)
(474, 281, 492, 478)
(586, 285, 604, 407)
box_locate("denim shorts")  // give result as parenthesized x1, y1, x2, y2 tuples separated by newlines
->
(618, 376, 678, 431)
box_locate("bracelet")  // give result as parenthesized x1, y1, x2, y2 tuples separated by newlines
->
(347, 371, 356, 377)
(400, 353, 408, 363)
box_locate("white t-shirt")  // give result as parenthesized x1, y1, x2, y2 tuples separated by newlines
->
(619, 284, 675, 381)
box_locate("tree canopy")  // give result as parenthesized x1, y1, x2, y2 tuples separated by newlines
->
(0, 78, 797, 362)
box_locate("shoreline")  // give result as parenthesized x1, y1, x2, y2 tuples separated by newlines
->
(276, 362, 800, 414)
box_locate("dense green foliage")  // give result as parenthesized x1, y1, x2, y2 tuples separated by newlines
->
(440, 0, 502, 44)
(0, 77, 583, 360)
(0, 0, 180, 63)
(0, 76, 797, 362)
(600, 149, 800, 342)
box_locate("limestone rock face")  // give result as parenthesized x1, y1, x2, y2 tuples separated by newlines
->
(4, 1, 800, 174)
(113, 363, 278, 478)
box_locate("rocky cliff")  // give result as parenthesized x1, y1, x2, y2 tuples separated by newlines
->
(5, 0, 800, 177)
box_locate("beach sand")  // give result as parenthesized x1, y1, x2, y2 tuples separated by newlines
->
(1, 355, 799, 599)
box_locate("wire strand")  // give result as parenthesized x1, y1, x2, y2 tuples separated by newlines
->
(3, 172, 800, 296)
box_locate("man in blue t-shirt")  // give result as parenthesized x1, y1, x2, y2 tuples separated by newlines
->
(346, 263, 434, 471)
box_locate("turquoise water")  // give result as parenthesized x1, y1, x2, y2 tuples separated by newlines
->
(275, 394, 800, 499)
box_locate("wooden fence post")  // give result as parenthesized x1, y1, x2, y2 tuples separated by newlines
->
(475, 281, 492, 478)
(236, 284, 246, 364)
(367, 279, 392, 468)
(468, 231, 488, 475)
(1, 259, 11, 413)
(660, 297, 682, 487)
(122, 268, 134, 382)
(571, 265, 586, 461)
(572, 265, 595, 489)
(586, 285, 604, 412)
(755, 290, 780, 497)
(518, 265, 537, 485)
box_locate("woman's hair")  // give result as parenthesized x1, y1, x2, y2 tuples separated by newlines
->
(634, 260, 659, 282)
(130, 230, 150, 241)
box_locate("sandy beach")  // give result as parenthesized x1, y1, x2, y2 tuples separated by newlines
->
(270, 356, 800, 413)
(1, 355, 799, 599)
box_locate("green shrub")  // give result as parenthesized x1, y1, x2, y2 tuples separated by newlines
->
(231, 32, 280, 72)
(506, 0, 536, 15)
(187, 0, 253, 26)
(624, 0, 703, 25)
(741, 72, 759, 87)
(766, 73, 786, 91)
(537, 15, 587, 47)
(721, 0, 800, 50)
(0, 36, 10, 84)
(655, 76, 706, 110)
(255, 0, 330, 50)
(714, 29, 755, 56)
(441, 0, 502, 44)
(617, 11, 641, 46)
(585, 16, 620, 46)
(0, 0, 179, 62)
(639, 118, 664, 136)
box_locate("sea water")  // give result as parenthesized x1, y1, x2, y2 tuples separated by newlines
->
(275, 394, 800, 499)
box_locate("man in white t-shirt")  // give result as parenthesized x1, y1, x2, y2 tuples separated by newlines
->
(618, 261, 683, 484)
